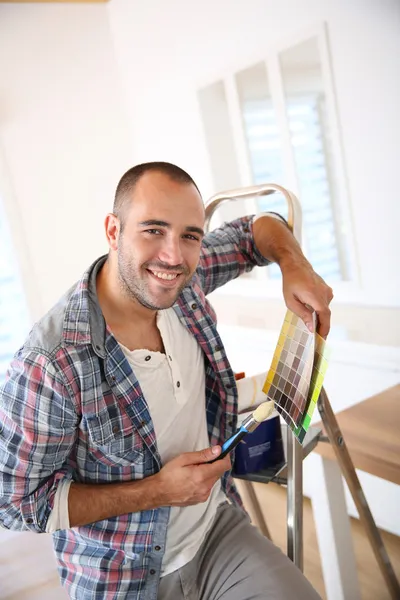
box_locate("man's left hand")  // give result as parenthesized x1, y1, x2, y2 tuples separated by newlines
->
(280, 259, 334, 338)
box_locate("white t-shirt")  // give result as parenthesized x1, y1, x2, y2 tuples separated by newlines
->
(47, 307, 226, 577)
(119, 308, 227, 576)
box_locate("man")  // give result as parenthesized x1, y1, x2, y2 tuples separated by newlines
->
(0, 162, 332, 599)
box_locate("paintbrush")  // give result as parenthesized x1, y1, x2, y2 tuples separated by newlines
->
(209, 401, 275, 462)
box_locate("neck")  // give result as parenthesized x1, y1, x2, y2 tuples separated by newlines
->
(96, 256, 157, 329)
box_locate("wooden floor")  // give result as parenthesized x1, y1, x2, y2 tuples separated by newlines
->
(0, 483, 399, 599)
(238, 481, 400, 600)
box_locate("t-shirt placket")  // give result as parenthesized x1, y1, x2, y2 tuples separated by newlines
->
(158, 313, 184, 404)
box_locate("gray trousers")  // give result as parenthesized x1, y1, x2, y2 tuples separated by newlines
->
(158, 502, 321, 600)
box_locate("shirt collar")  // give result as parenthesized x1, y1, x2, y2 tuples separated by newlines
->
(62, 255, 108, 358)
(63, 258, 201, 361)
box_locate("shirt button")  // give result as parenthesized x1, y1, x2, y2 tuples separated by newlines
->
(145, 355, 151, 362)
(214, 344, 222, 352)
(191, 303, 197, 310)
(26, 518, 33, 524)
(168, 355, 172, 361)
(226, 383, 233, 389)
(154, 545, 161, 551)
(141, 420, 146, 428)
(112, 425, 120, 434)
(176, 381, 181, 388)
(150, 569, 156, 575)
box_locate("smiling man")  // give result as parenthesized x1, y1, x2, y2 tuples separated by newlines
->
(0, 162, 331, 600)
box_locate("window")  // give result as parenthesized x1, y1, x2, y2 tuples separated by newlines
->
(242, 94, 343, 281)
(285, 95, 342, 281)
(0, 199, 31, 383)
(198, 23, 357, 290)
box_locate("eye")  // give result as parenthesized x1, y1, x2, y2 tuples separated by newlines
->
(183, 234, 201, 241)
(144, 229, 163, 235)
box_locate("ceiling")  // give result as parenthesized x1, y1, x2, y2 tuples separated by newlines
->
(0, 1, 109, 3)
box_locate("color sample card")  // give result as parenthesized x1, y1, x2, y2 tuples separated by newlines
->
(262, 310, 329, 444)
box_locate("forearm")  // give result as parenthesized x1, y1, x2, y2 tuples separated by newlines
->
(252, 215, 309, 271)
(68, 475, 163, 528)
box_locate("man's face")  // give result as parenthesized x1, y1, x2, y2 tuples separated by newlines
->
(114, 172, 205, 310)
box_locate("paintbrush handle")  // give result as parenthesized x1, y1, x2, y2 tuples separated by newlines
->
(208, 427, 248, 463)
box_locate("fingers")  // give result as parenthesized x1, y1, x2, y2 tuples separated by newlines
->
(204, 453, 231, 478)
(283, 264, 334, 338)
(286, 293, 332, 338)
(180, 446, 231, 478)
(316, 305, 331, 339)
(179, 446, 221, 467)
(305, 291, 332, 338)
(286, 297, 315, 332)
(302, 296, 331, 338)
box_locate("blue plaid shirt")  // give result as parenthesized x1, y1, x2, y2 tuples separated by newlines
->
(0, 216, 270, 599)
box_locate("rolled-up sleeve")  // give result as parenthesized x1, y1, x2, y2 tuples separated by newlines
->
(0, 350, 78, 533)
(198, 215, 275, 296)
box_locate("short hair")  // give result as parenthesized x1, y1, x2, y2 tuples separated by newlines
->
(113, 161, 201, 224)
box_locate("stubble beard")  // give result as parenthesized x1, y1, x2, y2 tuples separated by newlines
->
(117, 247, 190, 311)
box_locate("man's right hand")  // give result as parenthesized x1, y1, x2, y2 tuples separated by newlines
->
(155, 446, 231, 507)
(67, 446, 230, 527)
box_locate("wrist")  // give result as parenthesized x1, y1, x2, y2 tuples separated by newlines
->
(121, 473, 165, 512)
(144, 471, 170, 507)
(278, 251, 311, 274)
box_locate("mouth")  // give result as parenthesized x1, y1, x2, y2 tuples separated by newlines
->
(146, 269, 183, 288)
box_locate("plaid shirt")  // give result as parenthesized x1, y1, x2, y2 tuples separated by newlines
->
(0, 216, 270, 599)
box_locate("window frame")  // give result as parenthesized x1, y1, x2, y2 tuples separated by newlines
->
(198, 22, 366, 305)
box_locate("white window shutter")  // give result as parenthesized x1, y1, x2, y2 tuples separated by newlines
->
(242, 95, 343, 282)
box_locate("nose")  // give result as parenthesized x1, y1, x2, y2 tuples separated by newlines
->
(158, 235, 184, 266)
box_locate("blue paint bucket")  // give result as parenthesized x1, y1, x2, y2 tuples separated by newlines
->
(233, 411, 284, 476)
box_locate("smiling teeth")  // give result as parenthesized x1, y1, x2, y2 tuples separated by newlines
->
(151, 271, 178, 280)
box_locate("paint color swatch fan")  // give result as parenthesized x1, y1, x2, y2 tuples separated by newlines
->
(262, 310, 329, 444)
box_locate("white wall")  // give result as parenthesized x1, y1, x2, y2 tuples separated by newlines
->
(1, 0, 399, 331)
(0, 3, 133, 319)
(108, 0, 400, 313)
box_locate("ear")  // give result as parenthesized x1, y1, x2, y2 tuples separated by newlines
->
(104, 213, 120, 251)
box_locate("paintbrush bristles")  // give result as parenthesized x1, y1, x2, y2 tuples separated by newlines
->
(253, 401, 275, 423)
